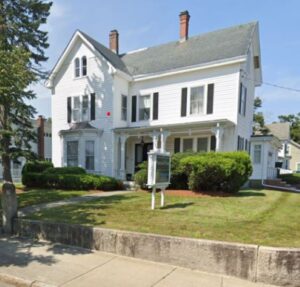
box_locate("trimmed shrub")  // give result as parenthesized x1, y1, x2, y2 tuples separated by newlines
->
(22, 172, 123, 191)
(181, 152, 252, 193)
(134, 162, 148, 189)
(22, 160, 53, 175)
(280, 173, 300, 185)
(44, 166, 86, 175)
(170, 152, 197, 189)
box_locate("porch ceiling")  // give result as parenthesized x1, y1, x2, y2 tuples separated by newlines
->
(114, 119, 235, 135)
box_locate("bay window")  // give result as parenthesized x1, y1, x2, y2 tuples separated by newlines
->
(67, 141, 78, 167)
(85, 141, 95, 170)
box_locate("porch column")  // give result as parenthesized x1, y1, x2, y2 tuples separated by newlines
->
(120, 133, 129, 180)
(160, 130, 170, 152)
(151, 131, 159, 151)
(211, 123, 224, 152)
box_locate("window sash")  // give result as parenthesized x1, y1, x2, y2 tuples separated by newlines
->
(85, 141, 95, 170)
(75, 58, 80, 77)
(197, 138, 208, 152)
(190, 86, 204, 115)
(73, 96, 80, 122)
(82, 56, 87, 76)
(67, 141, 78, 167)
(121, 95, 127, 121)
(253, 145, 262, 164)
(82, 95, 89, 121)
(139, 95, 150, 121)
(182, 138, 193, 152)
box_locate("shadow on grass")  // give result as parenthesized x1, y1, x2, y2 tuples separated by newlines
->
(234, 191, 266, 197)
(161, 202, 194, 209)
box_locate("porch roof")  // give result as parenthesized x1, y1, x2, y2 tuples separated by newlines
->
(114, 119, 234, 135)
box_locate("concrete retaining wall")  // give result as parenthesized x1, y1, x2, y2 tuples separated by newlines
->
(14, 219, 300, 287)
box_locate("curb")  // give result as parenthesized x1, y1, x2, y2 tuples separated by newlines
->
(0, 272, 56, 287)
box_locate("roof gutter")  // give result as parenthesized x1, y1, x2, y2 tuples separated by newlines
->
(132, 56, 246, 82)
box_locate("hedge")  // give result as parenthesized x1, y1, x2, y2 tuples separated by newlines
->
(181, 152, 252, 193)
(22, 160, 53, 174)
(279, 173, 300, 185)
(22, 161, 123, 191)
(134, 162, 148, 189)
(22, 172, 123, 191)
(44, 166, 86, 175)
(134, 151, 252, 193)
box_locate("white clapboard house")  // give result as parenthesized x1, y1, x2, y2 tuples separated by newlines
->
(47, 11, 262, 180)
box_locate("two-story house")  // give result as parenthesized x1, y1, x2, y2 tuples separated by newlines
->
(47, 11, 262, 180)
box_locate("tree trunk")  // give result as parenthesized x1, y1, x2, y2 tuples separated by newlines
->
(1, 143, 18, 234)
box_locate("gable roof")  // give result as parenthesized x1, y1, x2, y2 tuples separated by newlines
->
(48, 21, 258, 84)
(120, 22, 257, 76)
(266, 122, 290, 141)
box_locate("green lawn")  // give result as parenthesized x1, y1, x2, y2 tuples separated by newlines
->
(25, 189, 300, 247)
(0, 189, 87, 224)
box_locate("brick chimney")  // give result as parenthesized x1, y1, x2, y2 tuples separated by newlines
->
(179, 10, 190, 42)
(37, 115, 45, 160)
(109, 29, 119, 54)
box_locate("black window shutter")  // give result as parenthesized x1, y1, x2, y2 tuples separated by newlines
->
(90, 93, 95, 120)
(239, 83, 242, 114)
(174, 138, 181, 153)
(243, 88, 247, 116)
(67, 97, 72, 123)
(237, 135, 240, 150)
(131, 95, 137, 122)
(210, 136, 216, 151)
(207, 83, 214, 114)
(181, 88, 187, 117)
(153, 92, 159, 120)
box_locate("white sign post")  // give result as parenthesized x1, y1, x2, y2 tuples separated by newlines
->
(147, 150, 171, 210)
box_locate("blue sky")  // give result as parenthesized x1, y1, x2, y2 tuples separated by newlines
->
(33, 0, 300, 123)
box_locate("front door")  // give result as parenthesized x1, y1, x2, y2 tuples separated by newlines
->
(135, 143, 153, 171)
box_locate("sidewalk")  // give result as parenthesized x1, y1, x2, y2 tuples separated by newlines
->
(0, 237, 275, 287)
(18, 190, 130, 217)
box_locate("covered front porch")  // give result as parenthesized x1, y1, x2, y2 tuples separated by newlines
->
(114, 120, 235, 180)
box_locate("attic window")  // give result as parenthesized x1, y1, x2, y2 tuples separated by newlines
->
(82, 56, 87, 76)
(254, 56, 260, 69)
(74, 58, 80, 77)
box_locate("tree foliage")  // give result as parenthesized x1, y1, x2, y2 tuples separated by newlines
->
(278, 113, 300, 144)
(0, 0, 52, 182)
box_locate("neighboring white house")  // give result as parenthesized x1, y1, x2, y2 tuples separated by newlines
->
(0, 116, 52, 181)
(47, 10, 262, 180)
(250, 135, 281, 184)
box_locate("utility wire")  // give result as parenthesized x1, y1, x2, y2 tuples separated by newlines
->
(241, 74, 300, 93)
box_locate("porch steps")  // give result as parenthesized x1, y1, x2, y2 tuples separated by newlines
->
(123, 181, 138, 191)
(263, 179, 300, 193)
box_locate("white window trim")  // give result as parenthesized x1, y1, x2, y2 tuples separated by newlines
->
(85, 140, 95, 171)
(138, 94, 152, 122)
(71, 94, 91, 123)
(253, 144, 262, 165)
(187, 84, 207, 117)
(180, 135, 211, 153)
(121, 94, 127, 121)
(74, 55, 88, 79)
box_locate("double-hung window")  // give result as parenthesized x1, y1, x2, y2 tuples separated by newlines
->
(85, 141, 95, 171)
(139, 95, 151, 121)
(253, 144, 262, 164)
(67, 141, 78, 167)
(190, 86, 205, 115)
(82, 56, 87, 76)
(121, 95, 127, 121)
(197, 138, 208, 152)
(74, 58, 80, 78)
(73, 96, 80, 122)
(239, 83, 247, 116)
(182, 138, 194, 152)
(82, 95, 89, 121)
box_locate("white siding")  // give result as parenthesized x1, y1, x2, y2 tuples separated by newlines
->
(127, 64, 241, 128)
